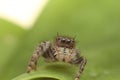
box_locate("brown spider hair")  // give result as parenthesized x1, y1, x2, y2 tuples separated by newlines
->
(55, 36, 75, 48)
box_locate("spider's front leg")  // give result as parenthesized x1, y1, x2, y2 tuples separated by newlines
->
(26, 41, 51, 73)
(70, 56, 87, 80)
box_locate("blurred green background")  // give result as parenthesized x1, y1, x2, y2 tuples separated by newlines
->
(0, 0, 120, 80)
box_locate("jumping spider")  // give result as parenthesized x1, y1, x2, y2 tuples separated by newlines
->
(27, 35, 87, 80)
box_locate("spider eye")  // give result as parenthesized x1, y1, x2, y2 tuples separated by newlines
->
(71, 40, 74, 42)
(66, 40, 71, 44)
(57, 37, 61, 40)
(61, 38, 65, 43)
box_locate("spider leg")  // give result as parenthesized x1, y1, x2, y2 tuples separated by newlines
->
(26, 41, 51, 73)
(70, 56, 87, 80)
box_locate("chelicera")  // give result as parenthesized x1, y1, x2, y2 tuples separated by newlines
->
(27, 35, 87, 80)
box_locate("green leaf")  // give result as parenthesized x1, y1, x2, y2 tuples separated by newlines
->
(12, 63, 78, 80)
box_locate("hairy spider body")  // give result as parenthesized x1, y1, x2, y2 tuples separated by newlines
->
(27, 36, 87, 80)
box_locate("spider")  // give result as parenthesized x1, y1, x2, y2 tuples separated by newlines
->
(27, 35, 87, 80)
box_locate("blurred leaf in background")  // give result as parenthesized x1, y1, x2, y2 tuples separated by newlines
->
(0, 0, 120, 80)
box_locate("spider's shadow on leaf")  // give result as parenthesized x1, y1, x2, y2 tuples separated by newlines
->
(44, 63, 77, 77)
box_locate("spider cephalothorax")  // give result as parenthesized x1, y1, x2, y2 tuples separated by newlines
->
(27, 35, 87, 80)
(55, 36, 75, 49)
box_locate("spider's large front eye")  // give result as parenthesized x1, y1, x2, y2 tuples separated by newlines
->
(66, 39, 71, 44)
(61, 38, 65, 43)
